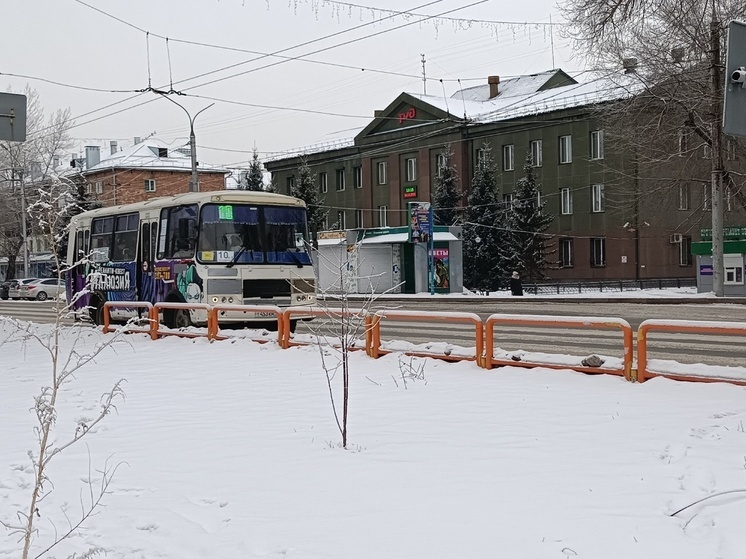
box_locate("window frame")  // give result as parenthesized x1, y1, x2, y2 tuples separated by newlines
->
(319, 172, 328, 194)
(377, 161, 387, 185)
(724, 255, 745, 285)
(560, 187, 573, 215)
(405, 157, 417, 182)
(355, 209, 364, 229)
(335, 169, 346, 191)
(560, 238, 574, 268)
(144, 179, 156, 193)
(502, 144, 514, 172)
(590, 237, 606, 267)
(678, 183, 690, 210)
(591, 184, 605, 213)
(559, 135, 573, 164)
(336, 210, 346, 230)
(530, 140, 543, 167)
(590, 130, 604, 160)
(679, 236, 692, 266)
(378, 205, 388, 227)
(436, 153, 447, 177)
(354, 166, 363, 189)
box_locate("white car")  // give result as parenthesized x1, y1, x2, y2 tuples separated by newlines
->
(20, 278, 66, 301)
(7, 278, 38, 300)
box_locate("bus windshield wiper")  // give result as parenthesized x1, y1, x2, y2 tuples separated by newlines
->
(286, 249, 305, 268)
(226, 244, 250, 268)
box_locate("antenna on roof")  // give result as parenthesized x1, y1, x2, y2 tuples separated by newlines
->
(457, 79, 468, 121)
(440, 79, 451, 118)
(550, 14, 556, 69)
(421, 53, 427, 95)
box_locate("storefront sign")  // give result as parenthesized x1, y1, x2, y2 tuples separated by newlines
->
(398, 107, 416, 124)
(700, 264, 714, 276)
(700, 226, 746, 240)
(403, 185, 417, 199)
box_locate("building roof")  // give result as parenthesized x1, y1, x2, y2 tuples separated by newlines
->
(83, 138, 229, 175)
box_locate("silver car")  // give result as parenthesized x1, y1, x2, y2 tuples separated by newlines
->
(20, 278, 65, 301)
(7, 278, 38, 300)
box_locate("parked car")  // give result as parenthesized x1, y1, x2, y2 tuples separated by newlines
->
(0, 281, 11, 300)
(7, 278, 38, 300)
(20, 278, 65, 301)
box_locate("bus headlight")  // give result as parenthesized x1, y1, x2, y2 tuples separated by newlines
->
(211, 296, 219, 303)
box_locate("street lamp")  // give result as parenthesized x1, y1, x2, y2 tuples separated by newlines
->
(157, 95, 213, 192)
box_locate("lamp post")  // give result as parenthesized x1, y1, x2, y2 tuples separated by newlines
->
(158, 95, 213, 192)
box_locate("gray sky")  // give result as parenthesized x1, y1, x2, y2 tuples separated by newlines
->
(3, 0, 582, 168)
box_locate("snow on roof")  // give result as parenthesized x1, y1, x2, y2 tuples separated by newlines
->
(83, 138, 228, 174)
(452, 69, 562, 102)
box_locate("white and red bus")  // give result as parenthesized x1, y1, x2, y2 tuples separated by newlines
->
(66, 190, 316, 328)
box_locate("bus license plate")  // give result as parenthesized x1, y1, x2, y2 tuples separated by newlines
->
(255, 311, 275, 318)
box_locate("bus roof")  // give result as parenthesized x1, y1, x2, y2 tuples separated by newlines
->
(71, 190, 307, 222)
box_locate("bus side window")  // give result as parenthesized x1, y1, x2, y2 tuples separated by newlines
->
(90, 217, 114, 262)
(111, 213, 139, 262)
(151, 222, 159, 261)
(141, 222, 151, 263)
(160, 204, 198, 258)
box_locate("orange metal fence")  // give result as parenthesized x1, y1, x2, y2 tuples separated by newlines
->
(151, 302, 212, 339)
(484, 313, 634, 379)
(637, 319, 746, 385)
(281, 306, 372, 351)
(207, 304, 284, 343)
(102, 301, 155, 338)
(369, 310, 483, 363)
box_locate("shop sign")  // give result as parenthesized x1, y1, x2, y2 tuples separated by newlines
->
(403, 185, 417, 199)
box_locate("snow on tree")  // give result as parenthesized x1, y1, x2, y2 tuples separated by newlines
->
(291, 158, 327, 243)
(462, 143, 506, 292)
(432, 145, 462, 226)
(242, 147, 266, 191)
(506, 156, 554, 283)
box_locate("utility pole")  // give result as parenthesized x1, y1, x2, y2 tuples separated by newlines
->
(158, 94, 213, 192)
(15, 168, 29, 278)
(421, 53, 427, 95)
(710, 13, 725, 297)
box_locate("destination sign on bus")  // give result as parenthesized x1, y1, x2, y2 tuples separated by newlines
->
(218, 205, 234, 220)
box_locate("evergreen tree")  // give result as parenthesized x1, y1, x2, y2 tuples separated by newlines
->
(506, 156, 554, 283)
(242, 148, 265, 191)
(55, 173, 102, 267)
(431, 145, 461, 226)
(462, 143, 506, 292)
(291, 158, 327, 244)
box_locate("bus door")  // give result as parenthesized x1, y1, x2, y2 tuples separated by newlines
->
(70, 227, 90, 306)
(138, 219, 158, 303)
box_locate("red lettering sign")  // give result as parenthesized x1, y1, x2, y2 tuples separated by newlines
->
(398, 107, 416, 124)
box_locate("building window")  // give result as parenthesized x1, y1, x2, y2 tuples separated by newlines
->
(678, 183, 690, 210)
(591, 184, 605, 213)
(319, 172, 328, 193)
(590, 130, 604, 160)
(560, 238, 574, 267)
(503, 144, 514, 171)
(590, 238, 606, 267)
(724, 255, 744, 284)
(144, 179, 156, 192)
(336, 210, 346, 230)
(405, 157, 417, 182)
(354, 166, 363, 189)
(560, 187, 573, 215)
(726, 138, 737, 161)
(378, 205, 388, 227)
(559, 135, 572, 164)
(703, 126, 714, 159)
(703, 184, 709, 210)
(726, 186, 733, 211)
(530, 140, 543, 167)
(95, 181, 103, 194)
(678, 129, 689, 157)
(322, 215, 329, 231)
(679, 236, 692, 266)
(377, 162, 387, 185)
(336, 169, 345, 191)
(502, 193, 514, 208)
(355, 209, 363, 228)
(286, 176, 294, 195)
(436, 153, 447, 177)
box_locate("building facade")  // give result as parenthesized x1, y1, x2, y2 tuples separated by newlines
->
(266, 69, 746, 283)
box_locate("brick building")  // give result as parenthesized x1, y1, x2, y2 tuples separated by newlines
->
(82, 139, 228, 206)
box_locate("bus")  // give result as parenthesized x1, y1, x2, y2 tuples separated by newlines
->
(66, 190, 316, 329)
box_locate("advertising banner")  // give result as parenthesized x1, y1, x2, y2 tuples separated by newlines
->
(433, 248, 450, 289)
(408, 201, 432, 244)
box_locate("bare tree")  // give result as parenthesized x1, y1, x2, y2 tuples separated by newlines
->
(0, 177, 128, 559)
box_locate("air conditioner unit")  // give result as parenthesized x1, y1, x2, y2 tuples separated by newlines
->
(670, 233, 683, 244)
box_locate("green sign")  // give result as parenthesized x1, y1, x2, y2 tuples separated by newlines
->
(700, 226, 746, 240)
(218, 205, 234, 220)
(403, 185, 417, 199)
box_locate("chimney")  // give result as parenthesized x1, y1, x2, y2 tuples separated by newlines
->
(622, 58, 638, 74)
(110, 140, 118, 155)
(374, 110, 383, 118)
(488, 75, 500, 99)
(85, 146, 100, 170)
(134, 136, 142, 145)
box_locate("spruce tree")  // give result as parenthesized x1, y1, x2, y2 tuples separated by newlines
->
(462, 143, 506, 292)
(291, 158, 327, 243)
(507, 156, 554, 283)
(243, 148, 265, 191)
(431, 146, 461, 226)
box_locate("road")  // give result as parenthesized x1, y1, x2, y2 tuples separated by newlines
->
(2, 297, 744, 368)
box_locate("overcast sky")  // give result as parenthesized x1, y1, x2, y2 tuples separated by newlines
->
(3, 0, 583, 168)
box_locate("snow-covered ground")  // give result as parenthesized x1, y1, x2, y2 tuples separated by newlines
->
(2, 318, 746, 559)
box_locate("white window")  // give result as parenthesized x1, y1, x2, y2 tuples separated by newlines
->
(406, 157, 417, 182)
(354, 166, 362, 189)
(678, 129, 689, 157)
(336, 169, 345, 191)
(503, 193, 514, 207)
(85, 183, 92, 195)
(560, 238, 573, 267)
(591, 184, 605, 212)
(559, 135, 572, 164)
(336, 210, 346, 230)
(95, 181, 103, 194)
(145, 179, 156, 192)
(590, 237, 606, 267)
(436, 153, 447, 177)
(724, 255, 744, 284)
(679, 236, 692, 266)
(678, 183, 690, 210)
(502, 144, 514, 171)
(377, 161, 387, 185)
(590, 130, 604, 160)
(560, 188, 573, 215)
(355, 209, 363, 228)
(378, 205, 388, 227)
(319, 172, 328, 193)
(530, 140, 543, 167)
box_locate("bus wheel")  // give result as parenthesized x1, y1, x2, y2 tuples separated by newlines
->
(165, 308, 191, 330)
(89, 296, 104, 326)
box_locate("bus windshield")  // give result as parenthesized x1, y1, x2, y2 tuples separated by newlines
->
(197, 203, 311, 265)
